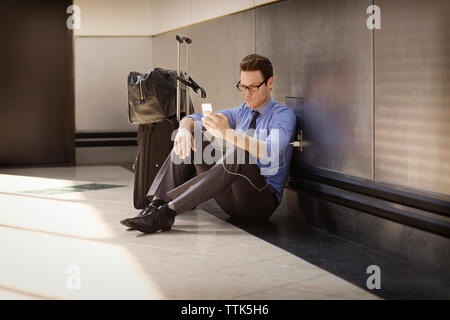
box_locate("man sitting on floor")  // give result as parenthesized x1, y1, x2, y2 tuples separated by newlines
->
(120, 54, 297, 234)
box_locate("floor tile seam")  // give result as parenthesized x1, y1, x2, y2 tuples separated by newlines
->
(125, 244, 293, 270)
(60, 198, 137, 206)
(227, 273, 336, 300)
(135, 250, 266, 267)
(0, 176, 99, 185)
(117, 236, 261, 250)
(223, 274, 332, 300)
(1, 195, 138, 209)
(138, 261, 258, 278)
(114, 240, 246, 256)
(184, 242, 286, 258)
(0, 223, 121, 245)
(178, 214, 287, 243)
(0, 284, 59, 300)
(118, 241, 189, 255)
(185, 237, 300, 260)
(168, 252, 300, 279)
(20, 183, 128, 189)
(276, 273, 382, 300)
(0, 196, 140, 215)
(14, 178, 133, 185)
(180, 231, 301, 256)
(0, 191, 129, 205)
(0, 175, 132, 187)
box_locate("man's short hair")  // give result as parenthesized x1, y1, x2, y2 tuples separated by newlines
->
(240, 54, 273, 81)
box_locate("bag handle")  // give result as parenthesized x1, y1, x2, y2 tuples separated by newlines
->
(175, 74, 207, 99)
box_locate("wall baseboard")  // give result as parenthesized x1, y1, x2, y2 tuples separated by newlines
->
(290, 166, 450, 237)
(75, 132, 138, 164)
(75, 132, 137, 147)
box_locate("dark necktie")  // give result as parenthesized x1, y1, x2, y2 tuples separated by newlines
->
(247, 110, 260, 134)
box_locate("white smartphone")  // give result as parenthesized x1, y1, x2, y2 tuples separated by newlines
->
(202, 103, 212, 114)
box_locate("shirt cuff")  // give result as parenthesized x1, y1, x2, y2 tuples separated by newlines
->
(185, 115, 203, 132)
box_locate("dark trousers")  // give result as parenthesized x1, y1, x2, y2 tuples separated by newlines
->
(147, 137, 279, 220)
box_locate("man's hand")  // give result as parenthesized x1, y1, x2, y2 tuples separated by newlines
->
(201, 113, 230, 139)
(174, 128, 196, 159)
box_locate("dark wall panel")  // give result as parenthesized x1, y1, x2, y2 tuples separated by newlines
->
(256, 0, 374, 179)
(0, 0, 74, 165)
(375, 0, 450, 195)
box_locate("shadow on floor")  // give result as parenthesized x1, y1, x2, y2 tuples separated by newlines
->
(199, 199, 450, 300)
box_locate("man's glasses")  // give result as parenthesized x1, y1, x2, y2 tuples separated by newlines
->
(236, 79, 267, 93)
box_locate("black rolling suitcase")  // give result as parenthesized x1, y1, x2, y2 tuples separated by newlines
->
(133, 119, 177, 209)
(128, 35, 206, 209)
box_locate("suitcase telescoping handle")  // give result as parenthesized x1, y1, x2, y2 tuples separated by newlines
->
(176, 35, 192, 121)
(176, 35, 191, 44)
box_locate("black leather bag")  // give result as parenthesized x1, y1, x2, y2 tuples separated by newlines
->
(127, 67, 205, 124)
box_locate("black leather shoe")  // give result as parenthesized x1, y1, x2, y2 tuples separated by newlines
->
(120, 203, 159, 228)
(124, 206, 175, 234)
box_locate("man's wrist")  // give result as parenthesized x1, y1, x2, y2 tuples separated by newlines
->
(179, 116, 195, 132)
(176, 127, 192, 137)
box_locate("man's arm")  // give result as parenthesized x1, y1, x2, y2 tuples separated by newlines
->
(202, 113, 267, 160)
(224, 130, 267, 160)
(174, 116, 196, 159)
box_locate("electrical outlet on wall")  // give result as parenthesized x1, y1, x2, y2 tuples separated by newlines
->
(286, 97, 303, 152)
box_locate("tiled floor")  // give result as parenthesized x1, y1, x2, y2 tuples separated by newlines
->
(0, 165, 378, 300)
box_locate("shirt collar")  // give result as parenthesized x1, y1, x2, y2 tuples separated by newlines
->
(246, 97, 275, 117)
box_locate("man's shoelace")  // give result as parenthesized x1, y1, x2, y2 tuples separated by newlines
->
(137, 204, 158, 217)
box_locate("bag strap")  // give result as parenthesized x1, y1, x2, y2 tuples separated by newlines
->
(176, 74, 207, 98)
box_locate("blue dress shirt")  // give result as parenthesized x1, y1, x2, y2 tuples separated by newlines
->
(186, 97, 297, 203)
